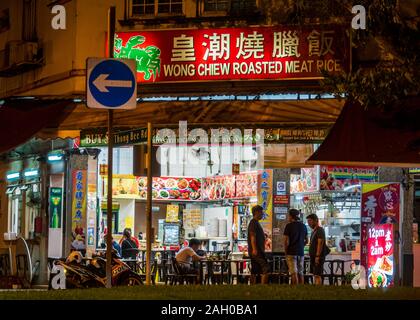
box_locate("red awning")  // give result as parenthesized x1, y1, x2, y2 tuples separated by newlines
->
(0, 99, 75, 154)
(307, 96, 420, 167)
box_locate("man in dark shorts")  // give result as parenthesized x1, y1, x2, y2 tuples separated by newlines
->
(306, 214, 329, 285)
(284, 209, 308, 285)
(248, 205, 270, 284)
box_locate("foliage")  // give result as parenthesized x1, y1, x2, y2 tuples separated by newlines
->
(262, 0, 420, 108)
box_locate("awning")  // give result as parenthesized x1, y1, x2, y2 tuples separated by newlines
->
(0, 99, 75, 154)
(44, 98, 344, 130)
(307, 96, 420, 167)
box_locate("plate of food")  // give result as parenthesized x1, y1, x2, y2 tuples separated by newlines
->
(138, 178, 146, 188)
(177, 178, 189, 190)
(139, 190, 147, 198)
(159, 190, 170, 199)
(169, 189, 181, 199)
(165, 178, 177, 189)
(190, 191, 201, 200)
(369, 269, 387, 288)
(376, 255, 393, 275)
(152, 190, 158, 199)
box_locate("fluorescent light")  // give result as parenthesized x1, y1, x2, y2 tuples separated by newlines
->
(48, 154, 63, 162)
(6, 172, 20, 180)
(47, 151, 64, 162)
(24, 169, 39, 178)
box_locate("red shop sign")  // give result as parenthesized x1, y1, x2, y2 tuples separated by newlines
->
(274, 195, 289, 205)
(113, 25, 350, 83)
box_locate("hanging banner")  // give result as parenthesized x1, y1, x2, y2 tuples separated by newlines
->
(320, 165, 377, 191)
(113, 25, 350, 83)
(49, 187, 63, 228)
(71, 170, 87, 239)
(257, 169, 273, 252)
(361, 182, 401, 286)
(367, 224, 394, 288)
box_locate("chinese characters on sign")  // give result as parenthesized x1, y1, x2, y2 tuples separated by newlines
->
(361, 183, 400, 287)
(113, 25, 350, 83)
(72, 170, 87, 240)
(257, 169, 273, 252)
(367, 224, 394, 288)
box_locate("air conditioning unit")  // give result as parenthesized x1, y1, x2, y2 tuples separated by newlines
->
(7, 41, 39, 66)
(0, 41, 42, 77)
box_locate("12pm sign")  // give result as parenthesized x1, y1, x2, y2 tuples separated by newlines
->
(112, 25, 350, 83)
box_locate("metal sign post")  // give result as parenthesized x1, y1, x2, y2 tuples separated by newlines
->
(86, 6, 136, 288)
(105, 6, 116, 289)
(146, 122, 153, 285)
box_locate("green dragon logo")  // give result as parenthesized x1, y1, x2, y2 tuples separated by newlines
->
(114, 35, 161, 81)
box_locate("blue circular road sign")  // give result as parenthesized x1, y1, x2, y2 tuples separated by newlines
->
(88, 59, 136, 108)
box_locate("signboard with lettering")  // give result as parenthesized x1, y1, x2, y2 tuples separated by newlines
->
(361, 183, 400, 284)
(257, 169, 273, 252)
(71, 170, 87, 241)
(80, 125, 331, 147)
(367, 224, 394, 288)
(113, 25, 350, 83)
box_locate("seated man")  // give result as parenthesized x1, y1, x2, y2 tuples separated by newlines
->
(175, 238, 205, 274)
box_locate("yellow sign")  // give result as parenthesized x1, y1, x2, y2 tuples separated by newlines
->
(166, 205, 179, 223)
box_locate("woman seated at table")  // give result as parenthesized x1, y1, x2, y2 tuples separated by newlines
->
(175, 238, 205, 274)
(121, 228, 138, 259)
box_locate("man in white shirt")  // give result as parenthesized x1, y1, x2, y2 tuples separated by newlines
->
(175, 238, 205, 274)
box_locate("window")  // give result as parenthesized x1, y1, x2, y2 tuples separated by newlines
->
(204, 0, 230, 12)
(132, 0, 155, 15)
(131, 0, 183, 16)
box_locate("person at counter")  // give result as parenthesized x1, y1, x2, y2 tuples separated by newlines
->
(307, 214, 330, 285)
(248, 205, 270, 284)
(284, 209, 308, 285)
(175, 238, 205, 275)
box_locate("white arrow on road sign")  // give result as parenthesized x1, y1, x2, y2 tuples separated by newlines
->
(86, 58, 137, 110)
(93, 74, 133, 93)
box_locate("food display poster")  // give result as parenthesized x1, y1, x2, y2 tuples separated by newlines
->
(202, 175, 236, 200)
(320, 165, 377, 191)
(257, 169, 273, 252)
(367, 224, 394, 288)
(290, 167, 318, 193)
(107, 172, 258, 201)
(361, 183, 400, 273)
(166, 205, 180, 223)
(137, 176, 202, 201)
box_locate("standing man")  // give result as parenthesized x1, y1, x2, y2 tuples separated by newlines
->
(284, 209, 308, 285)
(248, 205, 270, 284)
(306, 214, 329, 285)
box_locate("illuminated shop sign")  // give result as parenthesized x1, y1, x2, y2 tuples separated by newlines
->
(113, 25, 350, 83)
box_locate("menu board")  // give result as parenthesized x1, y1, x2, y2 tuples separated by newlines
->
(290, 167, 318, 193)
(183, 208, 202, 229)
(367, 224, 394, 288)
(235, 172, 258, 198)
(202, 175, 236, 200)
(163, 224, 180, 246)
(320, 166, 377, 191)
(166, 205, 179, 223)
(136, 177, 202, 201)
